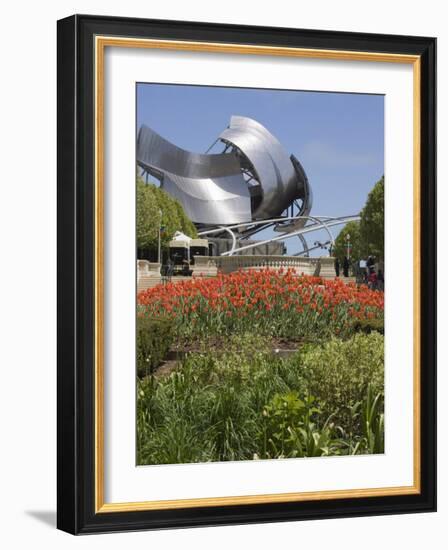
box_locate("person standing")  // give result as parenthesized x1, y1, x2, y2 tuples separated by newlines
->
(334, 257, 340, 277)
(343, 256, 349, 277)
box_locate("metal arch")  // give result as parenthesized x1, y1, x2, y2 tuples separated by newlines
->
(216, 225, 237, 253)
(226, 217, 332, 256)
(309, 216, 336, 249)
(198, 214, 360, 236)
(294, 240, 331, 257)
(220, 216, 360, 256)
(297, 234, 310, 257)
(198, 215, 360, 256)
(199, 215, 347, 252)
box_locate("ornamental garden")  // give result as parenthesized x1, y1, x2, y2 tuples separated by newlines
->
(136, 177, 385, 465)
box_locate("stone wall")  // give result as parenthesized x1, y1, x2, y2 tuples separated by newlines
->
(210, 255, 337, 277)
(137, 260, 161, 293)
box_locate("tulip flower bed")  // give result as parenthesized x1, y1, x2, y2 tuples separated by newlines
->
(137, 269, 384, 344)
(136, 269, 385, 464)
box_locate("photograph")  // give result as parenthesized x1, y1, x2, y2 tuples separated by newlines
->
(135, 83, 385, 466)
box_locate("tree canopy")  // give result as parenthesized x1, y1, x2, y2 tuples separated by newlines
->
(333, 176, 384, 261)
(136, 177, 197, 251)
(359, 176, 384, 259)
(333, 221, 362, 262)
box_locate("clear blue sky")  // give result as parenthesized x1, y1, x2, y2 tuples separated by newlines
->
(137, 83, 384, 256)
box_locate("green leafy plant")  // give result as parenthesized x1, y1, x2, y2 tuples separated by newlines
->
(261, 391, 306, 458)
(136, 316, 174, 377)
(291, 332, 384, 431)
(362, 384, 385, 454)
(136, 333, 384, 465)
(261, 393, 341, 458)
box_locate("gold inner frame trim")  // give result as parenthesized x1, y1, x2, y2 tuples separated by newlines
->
(94, 35, 421, 514)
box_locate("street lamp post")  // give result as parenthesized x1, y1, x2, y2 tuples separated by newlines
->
(345, 233, 351, 260)
(158, 209, 162, 265)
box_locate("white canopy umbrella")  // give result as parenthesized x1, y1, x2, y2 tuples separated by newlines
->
(171, 230, 192, 242)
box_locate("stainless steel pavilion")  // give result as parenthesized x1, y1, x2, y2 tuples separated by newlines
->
(137, 115, 312, 229)
(137, 116, 358, 256)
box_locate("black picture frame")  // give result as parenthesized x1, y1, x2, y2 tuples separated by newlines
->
(57, 14, 436, 535)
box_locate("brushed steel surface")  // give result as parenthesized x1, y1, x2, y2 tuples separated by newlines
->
(137, 125, 251, 224)
(136, 116, 312, 226)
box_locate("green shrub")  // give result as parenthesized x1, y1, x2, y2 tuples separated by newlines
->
(352, 318, 384, 334)
(136, 333, 384, 464)
(259, 392, 339, 458)
(136, 316, 174, 377)
(296, 332, 384, 431)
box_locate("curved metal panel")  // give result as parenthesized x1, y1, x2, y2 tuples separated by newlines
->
(291, 155, 313, 216)
(219, 116, 306, 219)
(137, 125, 251, 225)
(162, 173, 252, 225)
(137, 125, 243, 178)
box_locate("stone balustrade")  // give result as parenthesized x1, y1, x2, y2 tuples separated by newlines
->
(137, 260, 161, 293)
(191, 256, 219, 277)
(210, 255, 337, 277)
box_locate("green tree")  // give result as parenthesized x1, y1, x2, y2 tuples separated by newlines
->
(136, 176, 197, 252)
(136, 178, 161, 249)
(359, 176, 384, 259)
(173, 199, 198, 237)
(333, 221, 361, 262)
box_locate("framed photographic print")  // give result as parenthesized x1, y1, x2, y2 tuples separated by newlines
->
(57, 14, 436, 534)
